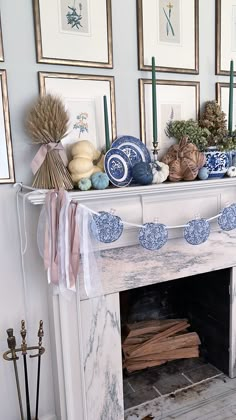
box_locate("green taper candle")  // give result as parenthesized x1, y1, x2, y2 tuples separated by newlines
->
(103, 95, 110, 152)
(152, 57, 158, 147)
(228, 60, 234, 135)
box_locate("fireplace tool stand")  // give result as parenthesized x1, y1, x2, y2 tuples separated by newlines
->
(3, 320, 45, 420)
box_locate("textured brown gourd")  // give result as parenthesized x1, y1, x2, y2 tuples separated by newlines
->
(161, 137, 206, 182)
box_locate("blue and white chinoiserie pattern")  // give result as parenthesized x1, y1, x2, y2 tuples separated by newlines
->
(90, 211, 123, 243)
(104, 148, 133, 187)
(139, 223, 168, 251)
(204, 147, 229, 178)
(218, 205, 236, 231)
(112, 136, 151, 167)
(184, 219, 210, 245)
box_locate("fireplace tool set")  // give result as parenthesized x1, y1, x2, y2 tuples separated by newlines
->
(3, 320, 45, 420)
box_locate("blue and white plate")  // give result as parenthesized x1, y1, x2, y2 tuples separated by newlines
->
(218, 205, 236, 231)
(112, 136, 151, 167)
(90, 211, 123, 243)
(104, 148, 132, 187)
(184, 219, 210, 245)
(139, 223, 168, 251)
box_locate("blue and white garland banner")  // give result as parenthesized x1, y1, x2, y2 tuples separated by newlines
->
(139, 223, 168, 250)
(218, 204, 236, 231)
(184, 219, 210, 245)
(82, 203, 236, 251)
(90, 211, 123, 243)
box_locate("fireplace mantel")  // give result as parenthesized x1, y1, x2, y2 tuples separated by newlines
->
(25, 177, 236, 206)
(20, 178, 236, 420)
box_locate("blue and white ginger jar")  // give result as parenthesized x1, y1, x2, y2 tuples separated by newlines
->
(204, 147, 229, 179)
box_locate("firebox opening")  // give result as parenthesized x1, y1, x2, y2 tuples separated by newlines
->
(120, 268, 230, 410)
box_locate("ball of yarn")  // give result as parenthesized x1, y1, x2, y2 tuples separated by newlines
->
(132, 162, 153, 185)
(78, 177, 92, 191)
(198, 167, 209, 180)
(91, 172, 109, 189)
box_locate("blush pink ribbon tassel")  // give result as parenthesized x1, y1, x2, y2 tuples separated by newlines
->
(42, 190, 80, 292)
(31, 142, 68, 175)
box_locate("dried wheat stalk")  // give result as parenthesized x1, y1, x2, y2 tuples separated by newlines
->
(26, 94, 73, 190)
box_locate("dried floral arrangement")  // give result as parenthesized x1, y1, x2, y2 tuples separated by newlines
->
(26, 94, 73, 190)
(166, 119, 210, 151)
(166, 101, 236, 153)
(199, 100, 236, 151)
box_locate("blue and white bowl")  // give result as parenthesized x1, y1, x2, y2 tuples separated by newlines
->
(104, 148, 133, 187)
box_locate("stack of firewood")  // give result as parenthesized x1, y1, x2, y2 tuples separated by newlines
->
(122, 319, 201, 373)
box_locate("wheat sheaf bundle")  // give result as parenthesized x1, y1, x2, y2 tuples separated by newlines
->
(26, 94, 74, 190)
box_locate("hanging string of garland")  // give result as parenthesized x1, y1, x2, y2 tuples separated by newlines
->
(85, 204, 236, 251)
(16, 185, 236, 253)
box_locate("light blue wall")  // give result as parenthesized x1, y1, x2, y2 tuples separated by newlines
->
(0, 0, 230, 418)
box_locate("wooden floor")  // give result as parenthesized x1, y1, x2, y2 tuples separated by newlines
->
(125, 374, 236, 419)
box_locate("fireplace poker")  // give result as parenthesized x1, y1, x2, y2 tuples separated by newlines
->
(20, 320, 31, 420)
(6, 329, 24, 420)
(35, 320, 44, 420)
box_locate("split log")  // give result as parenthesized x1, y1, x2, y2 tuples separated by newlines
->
(126, 332, 201, 358)
(124, 347, 199, 372)
(127, 321, 189, 357)
(124, 319, 186, 339)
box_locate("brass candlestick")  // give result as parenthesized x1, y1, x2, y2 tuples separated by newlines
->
(152, 142, 159, 162)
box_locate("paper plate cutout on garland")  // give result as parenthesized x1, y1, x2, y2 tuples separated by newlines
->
(90, 211, 123, 243)
(218, 205, 236, 231)
(184, 219, 210, 245)
(138, 223, 168, 251)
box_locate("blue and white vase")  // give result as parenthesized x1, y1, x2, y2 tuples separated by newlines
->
(204, 147, 229, 179)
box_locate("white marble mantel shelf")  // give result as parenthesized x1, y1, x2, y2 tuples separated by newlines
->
(23, 177, 236, 205)
(79, 230, 236, 300)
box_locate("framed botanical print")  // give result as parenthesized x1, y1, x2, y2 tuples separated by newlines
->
(137, 0, 199, 73)
(216, 0, 236, 75)
(0, 70, 14, 183)
(139, 79, 200, 158)
(33, 0, 113, 68)
(216, 82, 236, 129)
(39, 72, 116, 155)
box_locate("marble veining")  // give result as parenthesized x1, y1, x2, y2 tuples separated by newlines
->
(81, 294, 123, 420)
(80, 230, 236, 300)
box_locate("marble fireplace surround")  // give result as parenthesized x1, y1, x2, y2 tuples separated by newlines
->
(26, 178, 236, 420)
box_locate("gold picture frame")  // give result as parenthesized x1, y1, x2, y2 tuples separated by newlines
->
(216, 0, 236, 75)
(137, 0, 199, 74)
(0, 19, 4, 62)
(33, 0, 113, 68)
(0, 70, 14, 183)
(39, 71, 116, 153)
(139, 79, 200, 159)
(216, 82, 236, 128)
